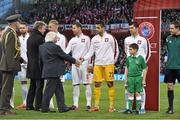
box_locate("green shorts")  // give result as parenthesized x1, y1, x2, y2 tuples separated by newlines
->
(127, 76, 143, 93)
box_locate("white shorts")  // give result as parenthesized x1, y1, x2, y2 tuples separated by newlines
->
(19, 64, 27, 81)
(71, 61, 92, 85)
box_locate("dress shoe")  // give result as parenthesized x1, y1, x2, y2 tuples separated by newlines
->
(59, 107, 71, 113)
(41, 109, 56, 113)
(4, 110, 16, 115)
(26, 106, 35, 110)
(34, 108, 41, 111)
(166, 108, 174, 114)
(0, 111, 5, 115)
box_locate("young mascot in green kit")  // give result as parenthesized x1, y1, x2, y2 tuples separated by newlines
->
(124, 43, 147, 114)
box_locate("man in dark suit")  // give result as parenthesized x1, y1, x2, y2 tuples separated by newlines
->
(0, 14, 21, 115)
(26, 21, 46, 111)
(39, 32, 81, 113)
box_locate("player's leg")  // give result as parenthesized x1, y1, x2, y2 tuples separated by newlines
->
(164, 69, 175, 114)
(140, 88, 146, 113)
(82, 61, 92, 111)
(124, 76, 134, 114)
(105, 64, 115, 112)
(17, 66, 28, 109)
(136, 76, 143, 114)
(124, 89, 129, 110)
(89, 65, 103, 112)
(71, 65, 80, 110)
(140, 66, 148, 113)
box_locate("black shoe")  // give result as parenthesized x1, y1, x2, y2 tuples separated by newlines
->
(4, 110, 16, 115)
(41, 109, 56, 113)
(59, 107, 71, 113)
(166, 108, 174, 114)
(135, 110, 140, 115)
(34, 108, 41, 111)
(0, 111, 6, 115)
(123, 109, 132, 114)
(26, 106, 35, 110)
(85, 106, 91, 111)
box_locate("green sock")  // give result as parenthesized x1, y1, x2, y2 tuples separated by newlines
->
(128, 100, 133, 110)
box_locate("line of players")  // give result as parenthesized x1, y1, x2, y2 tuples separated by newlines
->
(7, 19, 151, 114)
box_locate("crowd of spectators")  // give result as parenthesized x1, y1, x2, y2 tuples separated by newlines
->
(21, 0, 134, 24)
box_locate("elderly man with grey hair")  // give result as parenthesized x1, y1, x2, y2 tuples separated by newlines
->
(26, 21, 46, 111)
(39, 32, 81, 113)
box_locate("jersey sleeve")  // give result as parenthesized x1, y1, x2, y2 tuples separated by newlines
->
(113, 37, 119, 63)
(83, 37, 95, 60)
(145, 39, 151, 62)
(64, 39, 72, 54)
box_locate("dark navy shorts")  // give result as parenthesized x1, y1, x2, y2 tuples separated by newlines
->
(164, 69, 180, 84)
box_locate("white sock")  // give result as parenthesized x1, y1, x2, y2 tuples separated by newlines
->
(73, 85, 80, 107)
(10, 88, 15, 108)
(125, 89, 129, 109)
(141, 88, 146, 110)
(21, 83, 28, 105)
(49, 98, 55, 109)
(85, 84, 92, 106)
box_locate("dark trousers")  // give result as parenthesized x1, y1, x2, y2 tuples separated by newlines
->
(0, 71, 15, 111)
(26, 78, 44, 110)
(41, 78, 66, 111)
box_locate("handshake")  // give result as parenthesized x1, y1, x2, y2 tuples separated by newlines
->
(74, 57, 85, 67)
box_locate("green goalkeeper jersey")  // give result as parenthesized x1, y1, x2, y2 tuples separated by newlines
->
(126, 54, 147, 77)
(166, 35, 180, 69)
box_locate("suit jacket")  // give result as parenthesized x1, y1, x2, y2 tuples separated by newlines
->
(27, 30, 44, 79)
(39, 41, 76, 79)
(0, 27, 21, 71)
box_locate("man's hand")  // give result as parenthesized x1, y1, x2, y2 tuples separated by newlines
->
(142, 80, 146, 87)
(75, 60, 81, 67)
(87, 65, 93, 73)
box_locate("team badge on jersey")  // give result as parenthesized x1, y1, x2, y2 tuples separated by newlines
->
(138, 22, 155, 40)
(81, 39, 85, 42)
(105, 38, 109, 42)
(137, 40, 142, 45)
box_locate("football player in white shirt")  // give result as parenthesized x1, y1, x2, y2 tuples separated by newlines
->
(16, 22, 29, 109)
(48, 19, 68, 109)
(65, 22, 92, 111)
(82, 21, 119, 112)
(124, 21, 151, 114)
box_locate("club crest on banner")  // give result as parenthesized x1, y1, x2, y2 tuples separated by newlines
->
(138, 22, 155, 40)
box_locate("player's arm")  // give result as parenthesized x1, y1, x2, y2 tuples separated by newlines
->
(124, 58, 129, 88)
(113, 37, 119, 63)
(83, 38, 95, 61)
(145, 39, 151, 62)
(124, 38, 128, 55)
(124, 67, 128, 85)
(141, 57, 147, 86)
(64, 39, 72, 54)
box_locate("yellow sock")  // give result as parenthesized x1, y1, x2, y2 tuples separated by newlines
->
(108, 87, 115, 108)
(94, 87, 101, 107)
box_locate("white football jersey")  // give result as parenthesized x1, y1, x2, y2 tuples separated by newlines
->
(124, 35, 151, 62)
(56, 32, 67, 51)
(84, 32, 119, 65)
(19, 33, 30, 63)
(65, 33, 90, 59)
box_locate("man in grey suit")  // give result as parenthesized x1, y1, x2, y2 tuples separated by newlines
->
(0, 14, 21, 115)
(39, 32, 81, 113)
